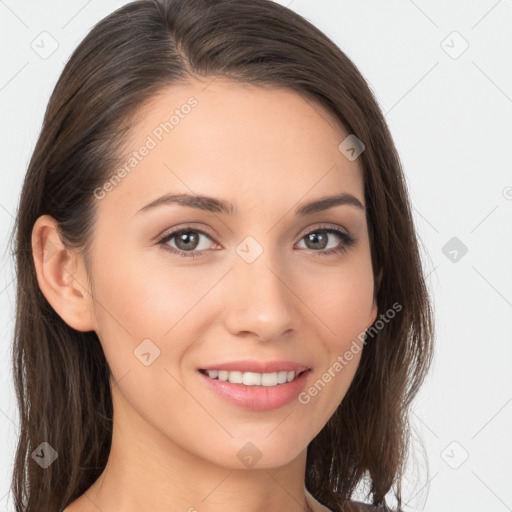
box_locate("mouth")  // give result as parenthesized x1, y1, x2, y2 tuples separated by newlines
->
(198, 368, 310, 387)
(197, 365, 312, 411)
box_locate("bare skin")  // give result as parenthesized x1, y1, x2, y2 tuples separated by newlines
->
(33, 78, 377, 512)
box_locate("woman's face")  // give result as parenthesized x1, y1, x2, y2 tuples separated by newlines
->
(86, 78, 377, 469)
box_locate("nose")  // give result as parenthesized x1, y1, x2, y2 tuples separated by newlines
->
(222, 250, 298, 342)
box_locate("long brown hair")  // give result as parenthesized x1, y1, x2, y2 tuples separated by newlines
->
(9, 1, 434, 511)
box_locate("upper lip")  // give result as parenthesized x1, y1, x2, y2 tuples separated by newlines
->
(199, 360, 311, 374)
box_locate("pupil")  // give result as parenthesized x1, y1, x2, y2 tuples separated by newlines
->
(308, 232, 327, 249)
(177, 231, 198, 250)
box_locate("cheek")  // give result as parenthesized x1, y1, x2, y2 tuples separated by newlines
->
(295, 256, 373, 412)
(304, 258, 375, 343)
(90, 250, 221, 372)
(90, 256, 206, 431)
(93, 249, 191, 332)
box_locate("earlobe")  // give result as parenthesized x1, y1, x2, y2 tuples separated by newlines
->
(31, 215, 97, 332)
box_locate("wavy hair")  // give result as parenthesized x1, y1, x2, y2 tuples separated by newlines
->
(9, 1, 434, 510)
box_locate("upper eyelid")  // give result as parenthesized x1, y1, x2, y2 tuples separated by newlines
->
(160, 226, 217, 243)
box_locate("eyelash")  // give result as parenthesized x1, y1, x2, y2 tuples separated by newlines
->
(157, 225, 356, 259)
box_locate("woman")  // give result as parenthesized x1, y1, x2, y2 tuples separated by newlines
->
(10, 1, 434, 511)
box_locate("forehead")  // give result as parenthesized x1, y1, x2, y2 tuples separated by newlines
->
(98, 78, 365, 219)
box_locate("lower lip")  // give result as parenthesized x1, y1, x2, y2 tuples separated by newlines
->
(197, 370, 311, 411)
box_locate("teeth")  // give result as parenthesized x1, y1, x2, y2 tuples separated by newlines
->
(229, 371, 243, 384)
(277, 371, 288, 384)
(243, 372, 261, 386)
(205, 369, 299, 386)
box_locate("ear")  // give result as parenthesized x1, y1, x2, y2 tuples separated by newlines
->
(31, 215, 97, 332)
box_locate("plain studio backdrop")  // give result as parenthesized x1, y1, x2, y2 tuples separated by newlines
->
(0, 1, 511, 511)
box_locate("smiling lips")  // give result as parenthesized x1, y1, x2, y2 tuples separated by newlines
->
(199, 360, 310, 374)
(199, 359, 310, 386)
(200, 369, 302, 387)
(197, 359, 312, 410)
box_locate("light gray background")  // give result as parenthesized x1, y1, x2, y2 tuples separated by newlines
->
(1, 1, 511, 511)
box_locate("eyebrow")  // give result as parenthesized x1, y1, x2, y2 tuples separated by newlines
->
(135, 192, 364, 216)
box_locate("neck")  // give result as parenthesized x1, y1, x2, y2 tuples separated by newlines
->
(82, 386, 315, 512)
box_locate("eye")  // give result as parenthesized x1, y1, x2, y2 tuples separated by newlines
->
(158, 228, 217, 258)
(296, 226, 356, 256)
(157, 225, 356, 259)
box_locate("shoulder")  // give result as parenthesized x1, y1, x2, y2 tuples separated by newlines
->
(61, 496, 94, 512)
(305, 489, 392, 512)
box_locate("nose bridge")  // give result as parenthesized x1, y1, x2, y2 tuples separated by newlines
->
(223, 240, 297, 340)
